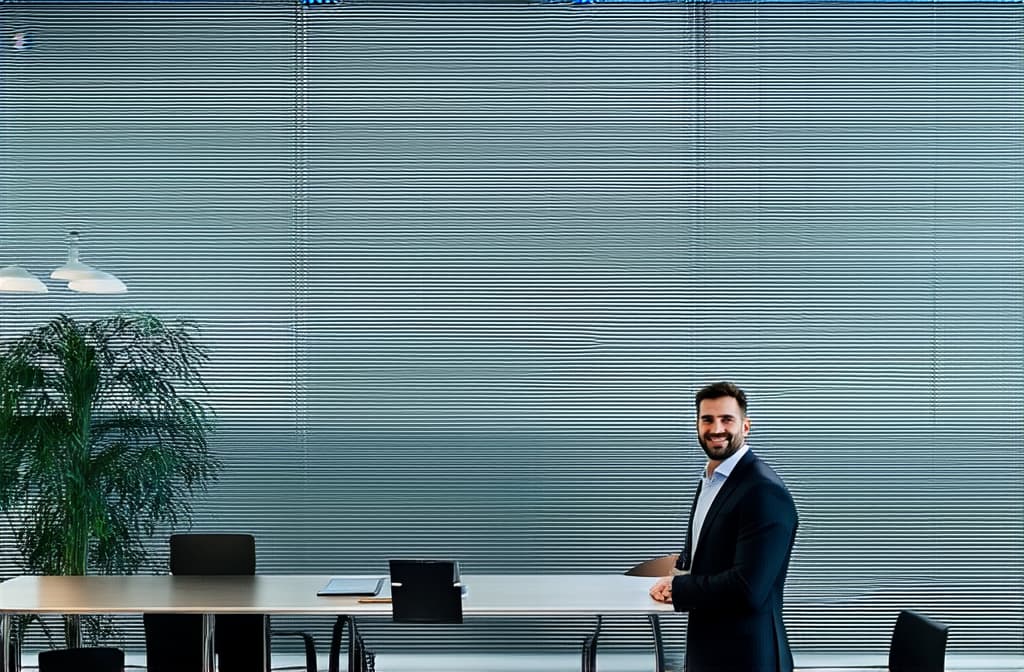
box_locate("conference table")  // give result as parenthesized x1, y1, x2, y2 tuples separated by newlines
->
(0, 573, 671, 672)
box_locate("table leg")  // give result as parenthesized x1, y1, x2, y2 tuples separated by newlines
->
(1, 614, 11, 672)
(68, 615, 83, 649)
(262, 615, 269, 672)
(648, 614, 664, 672)
(328, 616, 348, 672)
(201, 613, 215, 672)
(580, 615, 602, 672)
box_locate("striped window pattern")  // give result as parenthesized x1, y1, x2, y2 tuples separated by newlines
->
(0, 0, 1021, 660)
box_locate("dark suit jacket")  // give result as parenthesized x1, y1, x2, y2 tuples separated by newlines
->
(671, 450, 798, 672)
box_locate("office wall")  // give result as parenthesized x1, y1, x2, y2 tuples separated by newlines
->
(0, 0, 1021, 658)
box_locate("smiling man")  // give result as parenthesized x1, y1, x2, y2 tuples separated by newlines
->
(650, 381, 799, 672)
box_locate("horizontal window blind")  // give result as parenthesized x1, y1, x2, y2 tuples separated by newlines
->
(0, 0, 312, 654)
(691, 3, 1023, 655)
(0, 0, 1021, 662)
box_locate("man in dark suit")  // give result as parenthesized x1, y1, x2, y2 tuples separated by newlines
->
(650, 381, 798, 672)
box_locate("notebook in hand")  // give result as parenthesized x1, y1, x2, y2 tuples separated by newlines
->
(317, 576, 385, 596)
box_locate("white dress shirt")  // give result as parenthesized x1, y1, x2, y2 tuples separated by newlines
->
(690, 443, 749, 565)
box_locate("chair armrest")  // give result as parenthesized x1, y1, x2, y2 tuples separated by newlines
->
(271, 629, 317, 672)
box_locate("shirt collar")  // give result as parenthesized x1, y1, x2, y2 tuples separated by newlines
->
(704, 443, 750, 480)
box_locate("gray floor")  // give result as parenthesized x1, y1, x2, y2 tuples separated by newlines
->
(17, 651, 1024, 671)
(82, 651, 1024, 671)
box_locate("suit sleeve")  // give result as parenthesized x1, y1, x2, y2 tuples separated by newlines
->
(676, 483, 701, 573)
(671, 478, 797, 614)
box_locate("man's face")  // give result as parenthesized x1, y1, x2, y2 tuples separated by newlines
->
(696, 396, 750, 462)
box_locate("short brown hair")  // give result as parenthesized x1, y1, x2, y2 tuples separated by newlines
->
(695, 381, 748, 416)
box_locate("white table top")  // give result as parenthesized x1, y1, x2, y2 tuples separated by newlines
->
(0, 574, 672, 617)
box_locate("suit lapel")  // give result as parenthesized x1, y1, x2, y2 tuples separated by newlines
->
(691, 450, 756, 570)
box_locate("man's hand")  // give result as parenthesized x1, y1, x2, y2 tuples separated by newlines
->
(649, 575, 673, 603)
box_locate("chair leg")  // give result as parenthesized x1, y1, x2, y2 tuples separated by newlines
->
(348, 619, 360, 672)
(648, 614, 665, 672)
(270, 629, 317, 672)
(349, 618, 373, 672)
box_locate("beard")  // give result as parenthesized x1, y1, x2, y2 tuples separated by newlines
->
(698, 430, 745, 462)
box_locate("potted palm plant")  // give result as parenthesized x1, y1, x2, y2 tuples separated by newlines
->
(0, 312, 220, 656)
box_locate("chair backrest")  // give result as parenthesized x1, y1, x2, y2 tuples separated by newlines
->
(144, 533, 267, 672)
(170, 533, 256, 575)
(389, 559, 463, 624)
(624, 554, 680, 577)
(38, 647, 124, 672)
(888, 610, 950, 672)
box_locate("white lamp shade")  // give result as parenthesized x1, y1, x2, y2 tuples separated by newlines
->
(68, 270, 127, 294)
(0, 265, 48, 293)
(51, 260, 98, 281)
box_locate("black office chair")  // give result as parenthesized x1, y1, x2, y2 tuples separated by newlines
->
(143, 533, 317, 672)
(389, 559, 463, 624)
(328, 559, 463, 672)
(888, 609, 950, 672)
(38, 647, 124, 672)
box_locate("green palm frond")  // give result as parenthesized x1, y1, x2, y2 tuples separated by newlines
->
(0, 312, 220, 645)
